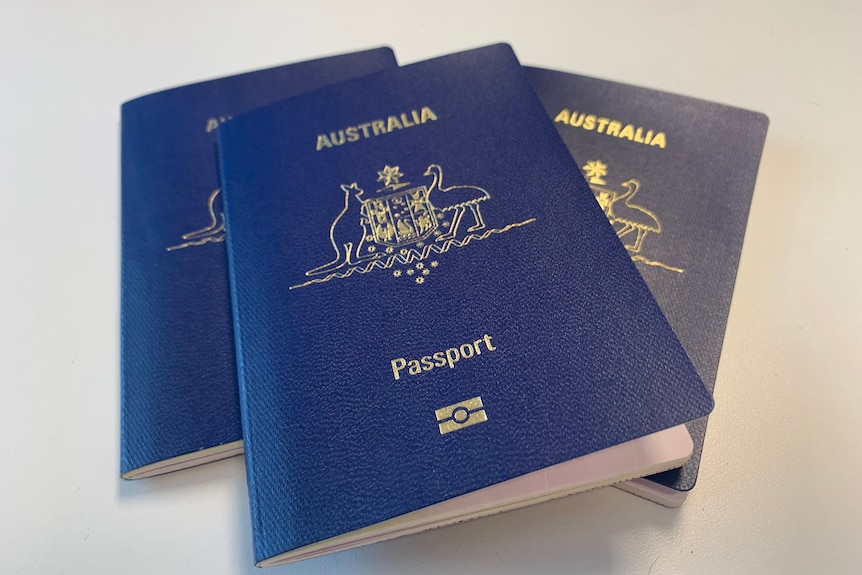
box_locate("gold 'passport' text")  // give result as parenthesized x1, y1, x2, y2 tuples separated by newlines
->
(391, 334, 496, 381)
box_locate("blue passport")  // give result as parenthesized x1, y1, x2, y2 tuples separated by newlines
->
(120, 48, 398, 479)
(219, 44, 714, 565)
(524, 67, 768, 504)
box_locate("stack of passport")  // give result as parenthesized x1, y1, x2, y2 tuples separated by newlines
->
(120, 44, 767, 566)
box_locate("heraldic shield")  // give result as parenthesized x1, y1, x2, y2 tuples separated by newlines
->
(363, 185, 438, 247)
(297, 164, 535, 288)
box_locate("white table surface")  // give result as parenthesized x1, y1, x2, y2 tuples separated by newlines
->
(2, 1, 861, 573)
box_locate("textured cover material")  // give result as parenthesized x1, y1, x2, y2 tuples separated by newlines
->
(524, 66, 769, 494)
(255, 425, 695, 565)
(219, 44, 714, 564)
(120, 48, 398, 479)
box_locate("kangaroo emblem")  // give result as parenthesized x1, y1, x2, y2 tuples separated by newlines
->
(306, 183, 383, 276)
(166, 188, 225, 251)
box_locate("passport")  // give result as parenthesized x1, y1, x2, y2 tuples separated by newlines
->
(120, 48, 398, 479)
(219, 44, 714, 566)
(524, 66, 769, 504)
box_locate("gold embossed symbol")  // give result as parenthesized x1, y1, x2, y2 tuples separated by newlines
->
(289, 163, 536, 290)
(582, 160, 683, 274)
(435, 396, 487, 435)
(166, 188, 225, 252)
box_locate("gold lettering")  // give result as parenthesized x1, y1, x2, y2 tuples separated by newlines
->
(546, 108, 666, 149)
(391, 358, 406, 380)
(316, 134, 332, 151)
(650, 132, 667, 148)
(619, 124, 635, 140)
(420, 106, 438, 122)
(421, 356, 434, 371)
(597, 117, 610, 134)
(205, 118, 220, 133)
(316, 107, 439, 151)
(472, 339, 484, 355)
(407, 360, 422, 376)
(390, 334, 497, 380)
(445, 348, 460, 368)
(483, 334, 496, 351)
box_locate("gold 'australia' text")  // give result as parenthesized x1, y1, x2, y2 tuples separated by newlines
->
(553, 109, 667, 149)
(316, 106, 438, 151)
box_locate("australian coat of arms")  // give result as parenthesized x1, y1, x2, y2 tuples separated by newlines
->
(292, 164, 535, 289)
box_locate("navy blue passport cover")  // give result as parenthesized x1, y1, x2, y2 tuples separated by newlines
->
(219, 44, 714, 563)
(525, 67, 768, 492)
(120, 48, 398, 478)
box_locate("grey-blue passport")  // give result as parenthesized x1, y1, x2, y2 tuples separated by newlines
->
(525, 66, 769, 504)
